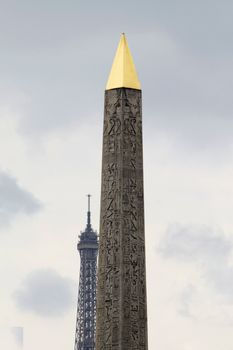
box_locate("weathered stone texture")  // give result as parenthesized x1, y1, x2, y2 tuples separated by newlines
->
(96, 88, 148, 350)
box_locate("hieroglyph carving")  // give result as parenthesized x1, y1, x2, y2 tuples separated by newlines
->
(96, 88, 148, 350)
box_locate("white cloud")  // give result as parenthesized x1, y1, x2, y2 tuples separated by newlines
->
(159, 223, 233, 304)
(14, 269, 76, 317)
(0, 171, 42, 227)
(159, 224, 231, 263)
(11, 327, 23, 348)
(0, 328, 22, 350)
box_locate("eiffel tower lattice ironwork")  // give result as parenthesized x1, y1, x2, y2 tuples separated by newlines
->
(74, 195, 98, 350)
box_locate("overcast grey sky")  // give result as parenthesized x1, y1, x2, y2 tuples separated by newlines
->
(1, 1, 233, 349)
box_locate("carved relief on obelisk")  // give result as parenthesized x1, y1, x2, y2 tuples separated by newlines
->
(96, 34, 148, 350)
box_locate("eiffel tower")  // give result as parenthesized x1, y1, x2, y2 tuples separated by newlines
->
(74, 195, 98, 350)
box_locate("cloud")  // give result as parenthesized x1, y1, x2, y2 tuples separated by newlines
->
(0, 0, 233, 157)
(159, 224, 233, 302)
(206, 265, 233, 302)
(14, 269, 76, 317)
(0, 327, 22, 350)
(159, 224, 231, 263)
(0, 171, 42, 227)
(178, 284, 197, 319)
(11, 327, 23, 348)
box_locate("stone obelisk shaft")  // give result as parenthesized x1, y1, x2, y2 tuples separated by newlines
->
(96, 87, 148, 349)
(96, 34, 148, 350)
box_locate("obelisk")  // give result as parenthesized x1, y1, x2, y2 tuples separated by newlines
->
(96, 34, 148, 350)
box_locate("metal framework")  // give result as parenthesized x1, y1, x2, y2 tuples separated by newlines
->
(74, 195, 98, 350)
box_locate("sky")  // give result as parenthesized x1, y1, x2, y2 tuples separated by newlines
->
(1, 0, 233, 349)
